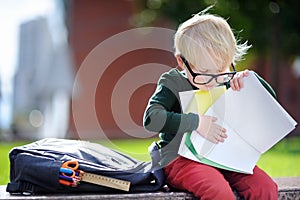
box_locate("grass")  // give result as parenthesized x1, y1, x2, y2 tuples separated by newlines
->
(0, 141, 29, 185)
(0, 137, 300, 185)
(256, 137, 300, 177)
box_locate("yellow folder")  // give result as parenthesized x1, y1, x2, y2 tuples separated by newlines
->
(187, 86, 226, 115)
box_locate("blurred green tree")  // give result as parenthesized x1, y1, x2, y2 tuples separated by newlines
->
(136, 0, 300, 90)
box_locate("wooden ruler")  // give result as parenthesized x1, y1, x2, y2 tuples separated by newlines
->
(81, 172, 131, 191)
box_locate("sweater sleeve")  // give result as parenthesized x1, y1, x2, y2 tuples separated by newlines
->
(143, 85, 199, 134)
(143, 69, 199, 134)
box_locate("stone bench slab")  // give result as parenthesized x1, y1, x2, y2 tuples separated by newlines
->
(0, 177, 299, 200)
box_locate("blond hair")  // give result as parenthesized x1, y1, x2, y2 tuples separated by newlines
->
(174, 11, 251, 71)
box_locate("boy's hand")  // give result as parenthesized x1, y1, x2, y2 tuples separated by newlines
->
(196, 115, 227, 144)
(230, 70, 250, 91)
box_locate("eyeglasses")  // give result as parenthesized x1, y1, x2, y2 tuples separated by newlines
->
(180, 55, 237, 85)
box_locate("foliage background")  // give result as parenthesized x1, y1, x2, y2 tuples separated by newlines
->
(135, 0, 300, 90)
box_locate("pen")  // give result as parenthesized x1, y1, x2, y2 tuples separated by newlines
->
(59, 179, 78, 187)
(59, 175, 73, 182)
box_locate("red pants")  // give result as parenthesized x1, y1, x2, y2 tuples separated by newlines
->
(164, 156, 278, 200)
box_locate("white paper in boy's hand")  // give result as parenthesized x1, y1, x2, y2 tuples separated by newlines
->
(209, 71, 297, 153)
(178, 70, 297, 174)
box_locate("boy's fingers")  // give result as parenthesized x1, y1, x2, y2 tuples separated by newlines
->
(230, 78, 239, 90)
(214, 134, 224, 143)
(220, 131, 227, 138)
(231, 70, 249, 91)
(243, 69, 250, 77)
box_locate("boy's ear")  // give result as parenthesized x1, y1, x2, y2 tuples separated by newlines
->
(176, 55, 184, 70)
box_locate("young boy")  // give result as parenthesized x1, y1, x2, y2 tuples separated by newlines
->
(143, 11, 278, 199)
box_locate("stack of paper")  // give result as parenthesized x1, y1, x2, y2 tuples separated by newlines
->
(178, 71, 297, 174)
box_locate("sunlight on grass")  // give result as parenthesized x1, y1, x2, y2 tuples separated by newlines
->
(0, 141, 29, 185)
(98, 138, 154, 161)
(257, 137, 300, 177)
(258, 152, 300, 177)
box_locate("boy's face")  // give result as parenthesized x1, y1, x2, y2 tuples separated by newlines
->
(186, 65, 224, 91)
(177, 55, 229, 91)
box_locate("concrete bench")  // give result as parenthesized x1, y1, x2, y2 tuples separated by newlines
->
(0, 177, 299, 200)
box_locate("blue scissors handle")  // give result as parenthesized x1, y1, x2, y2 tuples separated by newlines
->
(61, 167, 76, 177)
(59, 160, 83, 187)
(61, 160, 79, 177)
(60, 168, 73, 175)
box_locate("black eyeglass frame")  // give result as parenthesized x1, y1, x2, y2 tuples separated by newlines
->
(180, 55, 237, 85)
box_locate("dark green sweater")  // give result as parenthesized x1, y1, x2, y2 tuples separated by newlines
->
(143, 68, 275, 167)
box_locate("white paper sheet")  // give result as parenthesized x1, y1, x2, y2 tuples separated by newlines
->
(178, 71, 297, 174)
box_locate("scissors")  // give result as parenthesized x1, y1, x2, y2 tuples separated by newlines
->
(59, 160, 82, 187)
(61, 160, 81, 177)
(58, 160, 131, 191)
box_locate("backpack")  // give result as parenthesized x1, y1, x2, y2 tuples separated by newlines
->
(6, 138, 164, 194)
